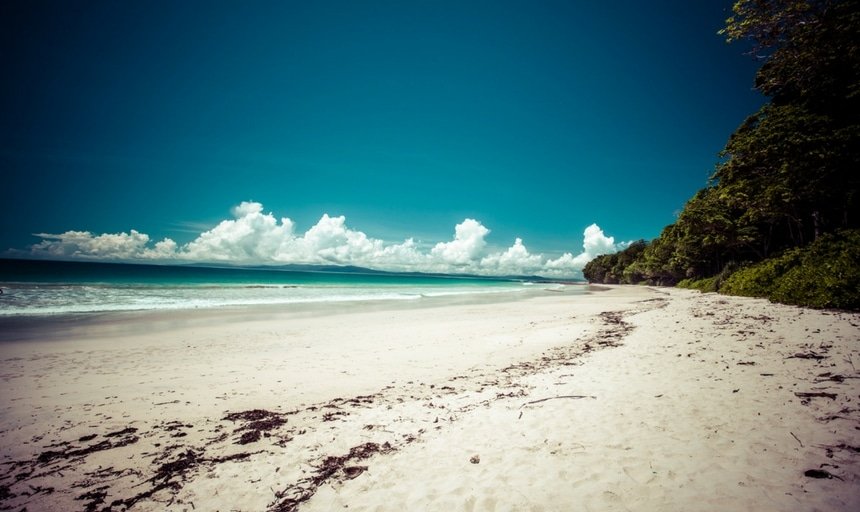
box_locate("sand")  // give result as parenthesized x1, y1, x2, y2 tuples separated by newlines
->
(1, 286, 858, 511)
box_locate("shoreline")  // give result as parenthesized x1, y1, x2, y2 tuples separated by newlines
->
(1, 286, 858, 510)
(0, 283, 593, 344)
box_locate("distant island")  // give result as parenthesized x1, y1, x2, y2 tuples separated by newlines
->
(584, 1, 860, 310)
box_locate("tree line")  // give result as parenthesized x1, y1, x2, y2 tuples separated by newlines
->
(583, 0, 860, 309)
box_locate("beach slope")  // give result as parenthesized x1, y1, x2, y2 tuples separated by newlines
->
(1, 286, 858, 511)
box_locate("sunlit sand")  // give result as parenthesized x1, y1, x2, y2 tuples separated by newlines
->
(1, 286, 858, 511)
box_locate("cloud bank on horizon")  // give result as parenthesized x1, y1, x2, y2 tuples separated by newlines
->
(21, 202, 624, 278)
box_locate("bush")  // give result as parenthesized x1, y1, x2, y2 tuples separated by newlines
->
(677, 276, 718, 293)
(720, 230, 860, 309)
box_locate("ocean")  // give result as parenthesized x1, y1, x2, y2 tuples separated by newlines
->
(0, 259, 572, 317)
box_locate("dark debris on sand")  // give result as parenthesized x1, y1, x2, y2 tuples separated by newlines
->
(36, 429, 139, 465)
(224, 409, 292, 445)
(2, 301, 671, 512)
(271, 442, 394, 512)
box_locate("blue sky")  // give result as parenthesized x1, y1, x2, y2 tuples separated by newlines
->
(1, 1, 763, 276)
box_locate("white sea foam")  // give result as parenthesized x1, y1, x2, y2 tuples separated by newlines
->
(0, 282, 540, 316)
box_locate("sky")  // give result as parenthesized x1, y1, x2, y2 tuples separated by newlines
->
(1, 0, 763, 277)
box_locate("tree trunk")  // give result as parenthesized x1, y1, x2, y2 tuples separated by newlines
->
(812, 210, 822, 240)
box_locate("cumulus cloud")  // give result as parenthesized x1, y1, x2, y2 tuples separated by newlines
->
(541, 224, 620, 277)
(480, 238, 543, 276)
(574, 223, 618, 267)
(182, 201, 295, 262)
(299, 214, 383, 264)
(28, 230, 175, 261)
(23, 202, 626, 278)
(582, 223, 617, 254)
(430, 219, 489, 265)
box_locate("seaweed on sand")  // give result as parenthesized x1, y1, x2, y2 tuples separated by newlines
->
(224, 409, 290, 445)
(270, 442, 394, 512)
(36, 429, 139, 464)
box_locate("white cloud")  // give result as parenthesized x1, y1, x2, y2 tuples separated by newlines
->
(430, 219, 489, 265)
(23, 202, 627, 278)
(541, 224, 620, 277)
(298, 214, 382, 264)
(542, 252, 577, 272)
(574, 223, 617, 267)
(29, 230, 153, 260)
(480, 238, 543, 276)
(182, 201, 295, 262)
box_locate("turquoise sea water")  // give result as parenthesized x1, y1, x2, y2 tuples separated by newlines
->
(0, 259, 564, 316)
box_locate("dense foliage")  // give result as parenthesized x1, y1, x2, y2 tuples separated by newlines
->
(720, 230, 860, 309)
(583, 0, 860, 310)
(581, 240, 647, 284)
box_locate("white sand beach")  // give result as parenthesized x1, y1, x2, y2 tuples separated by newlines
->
(1, 286, 858, 511)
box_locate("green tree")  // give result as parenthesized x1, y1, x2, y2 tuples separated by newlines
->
(638, 224, 684, 285)
(582, 0, 860, 310)
(721, 0, 860, 112)
(714, 103, 859, 249)
(582, 253, 614, 283)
